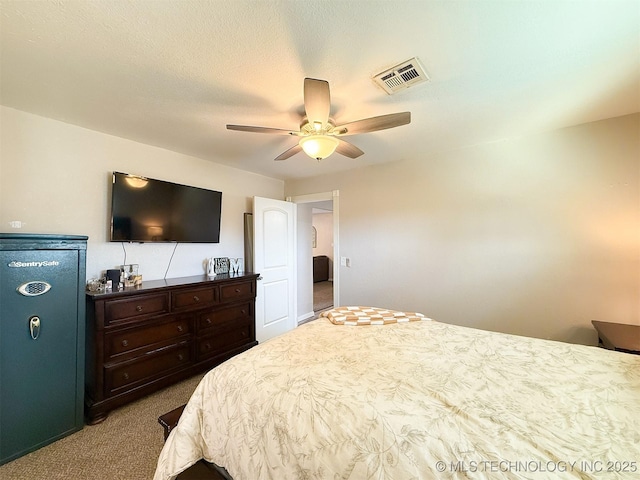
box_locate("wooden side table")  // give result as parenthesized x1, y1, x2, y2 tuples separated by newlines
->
(591, 321, 640, 355)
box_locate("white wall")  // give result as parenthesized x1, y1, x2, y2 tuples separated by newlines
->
(285, 114, 640, 345)
(0, 106, 284, 281)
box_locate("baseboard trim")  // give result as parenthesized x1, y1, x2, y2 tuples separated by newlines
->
(297, 311, 315, 325)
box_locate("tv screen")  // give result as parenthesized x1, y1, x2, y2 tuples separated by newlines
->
(110, 172, 222, 243)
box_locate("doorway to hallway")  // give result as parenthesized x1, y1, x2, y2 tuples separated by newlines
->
(289, 190, 339, 323)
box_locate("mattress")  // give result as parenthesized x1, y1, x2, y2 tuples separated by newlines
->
(154, 313, 640, 479)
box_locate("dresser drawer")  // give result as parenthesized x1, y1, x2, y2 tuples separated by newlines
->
(197, 320, 251, 361)
(105, 317, 191, 359)
(105, 343, 192, 394)
(104, 293, 170, 325)
(220, 280, 255, 303)
(172, 286, 217, 311)
(197, 302, 252, 334)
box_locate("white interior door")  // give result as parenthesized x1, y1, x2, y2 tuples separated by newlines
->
(253, 196, 297, 343)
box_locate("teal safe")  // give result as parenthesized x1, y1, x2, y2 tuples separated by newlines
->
(0, 234, 87, 465)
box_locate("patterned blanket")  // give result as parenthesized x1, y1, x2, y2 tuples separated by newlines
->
(321, 305, 429, 325)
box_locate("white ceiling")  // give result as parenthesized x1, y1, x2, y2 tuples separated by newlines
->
(1, 1, 638, 181)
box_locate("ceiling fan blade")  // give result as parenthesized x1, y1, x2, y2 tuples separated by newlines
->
(304, 78, 331, 128)
(227, 124, 298, 135)
(333, 112, 411, 135)
(335, 138, 364, 159)
(274, 144, 303, 161)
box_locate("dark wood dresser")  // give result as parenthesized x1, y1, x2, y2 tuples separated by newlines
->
(85, 273, 258, 424)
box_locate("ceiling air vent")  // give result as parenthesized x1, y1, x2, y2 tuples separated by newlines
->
(372, 57, 429, 95)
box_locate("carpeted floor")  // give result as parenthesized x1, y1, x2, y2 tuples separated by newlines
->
(313, 280, 333, 312)
(0, 373, 205, 480)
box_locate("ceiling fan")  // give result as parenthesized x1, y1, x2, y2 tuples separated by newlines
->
(227, 78, 411, 161)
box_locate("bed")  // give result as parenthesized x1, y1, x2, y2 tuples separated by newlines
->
(154, 307, 640, 480)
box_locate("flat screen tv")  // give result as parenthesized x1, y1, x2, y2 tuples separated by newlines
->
(110, 172, 222, 243)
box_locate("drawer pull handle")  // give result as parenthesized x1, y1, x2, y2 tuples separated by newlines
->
(123, 373, 129, 380)
(121, 340, 129, 347)
(205, 343, 211, 350)
(205, 318, 212, 324)
(177, 354, 184, 361)
(234, 288, 241, 293)
(241, 331, 247, 337)
(241, 309, 247, 315)
(177, 325, 184, 332)
(193, 295, 200, 303)
(136, 305, 143, 312)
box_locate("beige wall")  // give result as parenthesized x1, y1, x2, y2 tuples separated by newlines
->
(285, 114, 640, 345)
(0, 106, 284, 281)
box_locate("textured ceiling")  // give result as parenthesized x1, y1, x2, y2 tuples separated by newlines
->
(1, 0, 638, 180)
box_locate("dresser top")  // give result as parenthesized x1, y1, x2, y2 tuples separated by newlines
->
(86, 272, 259, 299)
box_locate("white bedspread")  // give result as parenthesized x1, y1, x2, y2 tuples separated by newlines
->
(154, 317, 640, 479)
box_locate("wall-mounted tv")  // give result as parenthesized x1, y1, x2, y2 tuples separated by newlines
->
(110, 172, 222, 243)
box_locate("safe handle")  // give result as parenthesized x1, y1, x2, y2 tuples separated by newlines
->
(29, 316, 41, 340)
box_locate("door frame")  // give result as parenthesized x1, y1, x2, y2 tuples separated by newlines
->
(287, 190, 340, 310)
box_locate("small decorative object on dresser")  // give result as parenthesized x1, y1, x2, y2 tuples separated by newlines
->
(121, 264, 139, 287)
(229, 258, 243, 274)
(85, 272, 259, 424)
(206, 257, 216, 277)
(106, 269, 122, 289)
(214, 257, 229, 274)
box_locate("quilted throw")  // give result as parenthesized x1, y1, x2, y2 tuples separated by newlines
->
(154, 316, 640, 480)
(321, 305, 429, 325)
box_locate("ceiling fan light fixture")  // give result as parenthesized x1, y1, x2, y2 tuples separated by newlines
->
(227, 78, 410, 162)
(299, 135, 339, 160)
